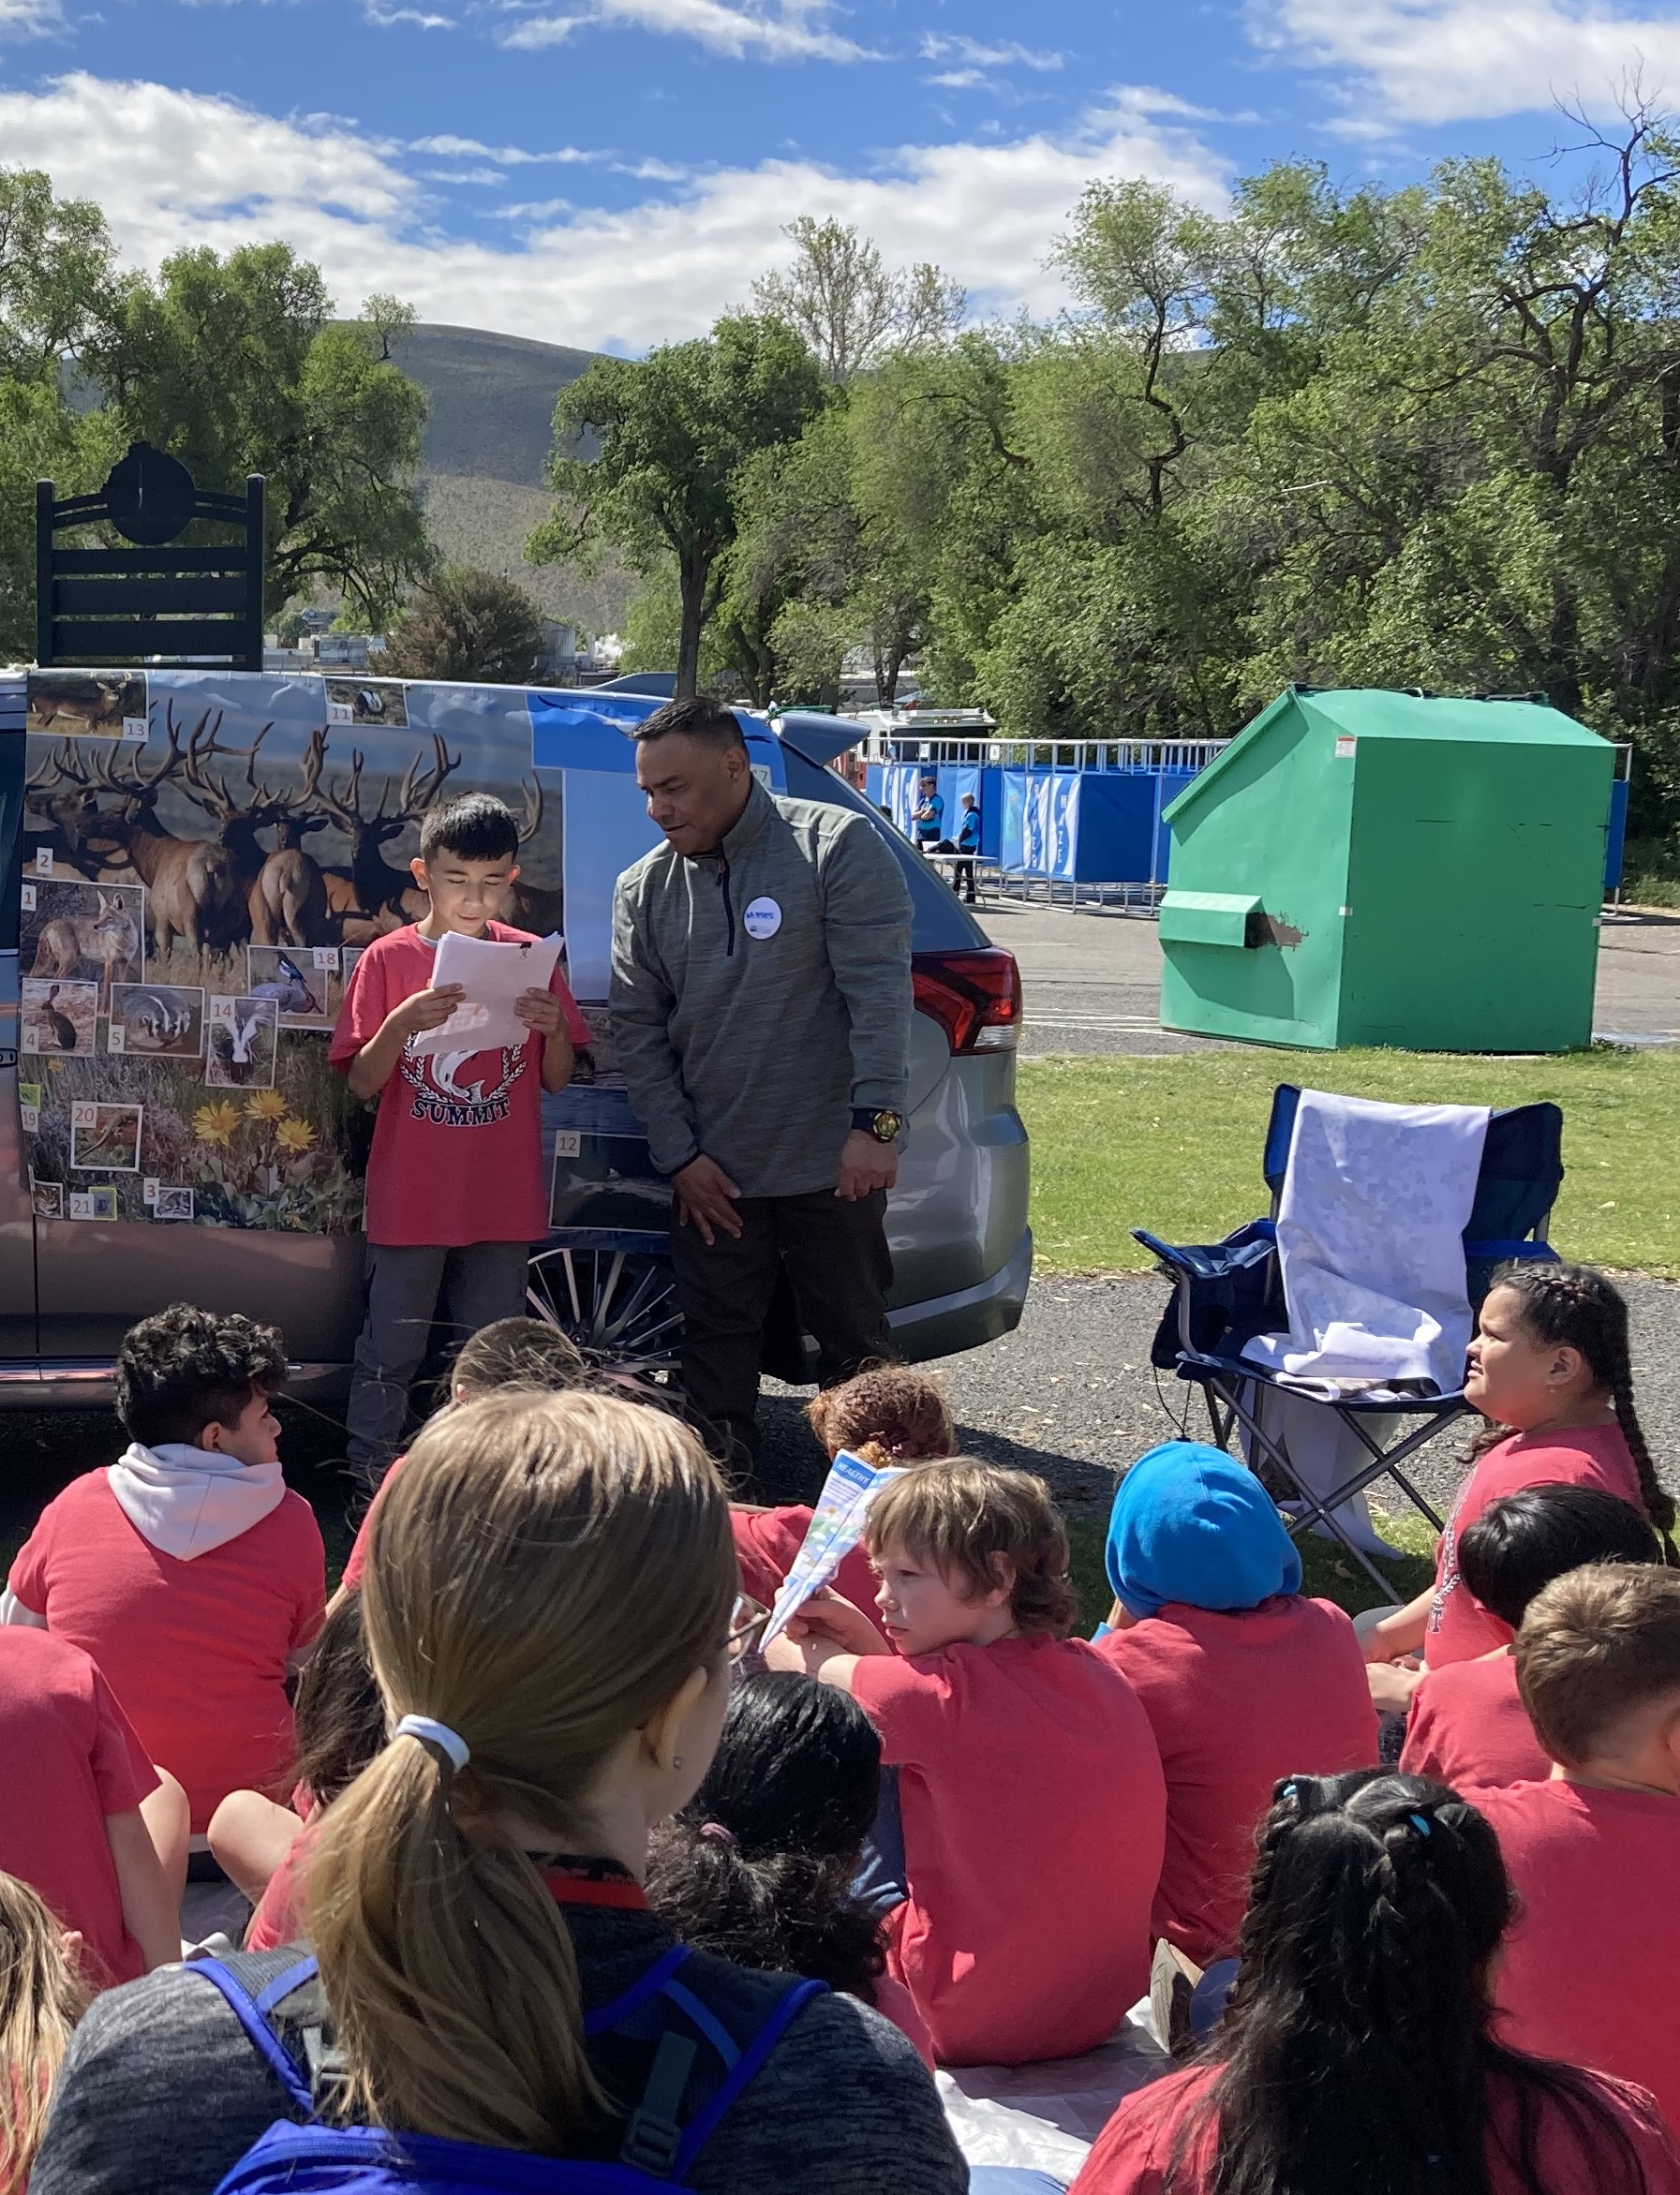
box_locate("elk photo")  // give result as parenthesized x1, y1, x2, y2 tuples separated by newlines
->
(26, 671, 145, 741)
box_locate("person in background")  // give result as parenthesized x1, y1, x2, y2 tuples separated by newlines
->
(338, 1315, 592, 1593)
(953, 793, 981, 905)
(1092, 1443, 1377, 2022)
(1070, 1770, 1680, 2195)
(1360, 1263, 1670, 1707)
(0, 1872, 93, 2193)
(1473, 1565, 1680, 2131)
(912, 773, 944, 853)
(770, 1459, 1166, 2067)
(207, 1589, 385, 1951)
(2, 1305, 323, 1850)
(611, 698, 913, 1470)
(331, 792, 590, 1489)
(0, 1630, 182, 1989)
(1401, 1482, 1659, 1794)
(731, 1366, 957, 1638)
(646, 1671, 934, 2065)
(31, 1390, 967, 2195)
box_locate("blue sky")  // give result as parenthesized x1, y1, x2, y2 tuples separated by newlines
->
(3, 0, 1679, 349)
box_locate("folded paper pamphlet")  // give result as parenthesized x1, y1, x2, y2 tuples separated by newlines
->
(762, 1449, 904, 1646)
(409, 930, 563, 1058)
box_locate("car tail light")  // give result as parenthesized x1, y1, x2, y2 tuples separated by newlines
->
(912, 948, 1021, 1054)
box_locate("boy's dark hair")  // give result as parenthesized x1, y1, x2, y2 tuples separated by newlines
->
(451, 1317, 588, 1399)
(632, 697, 747, 752)
(294, 1590, 384, 1808)
(864, 1458, 1080, 1638)
(645, 1673, 886, 2000)
(1517, 1564, 1680, 1766)
(114, 1303, 288, 1448)
(418, 793, 519, 866)
(1183, 1771, 1650, 2195)
(1458, 1482, 1658, 1631)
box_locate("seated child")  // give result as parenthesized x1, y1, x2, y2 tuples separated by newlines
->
(0, 1870, 94, 2191)
(340, 1316, 589, 1590)
(1361, 1264, 1670, 1698)
(645, 1669, 934, 2066)
(1473, 1565, 1680, 2129)
(1070, 1771, 1680, 2195)
(769, 1459, 1167, 2067)
(732, 1366, 955, 1639)
(0, 1630, 181, 1987)
(1092, 1442, 1377, 1968)
(2, 1305, 325, 1838)
(1402, 1482, 1659, 1792)
(207, 1589, 384, 1950)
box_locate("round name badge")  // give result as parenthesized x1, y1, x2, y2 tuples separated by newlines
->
(742, 897, 782, 940)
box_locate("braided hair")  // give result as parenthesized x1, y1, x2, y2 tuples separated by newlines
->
(1469, 1265, 1673, 1536)
(1170, 1772, 1651, 2195)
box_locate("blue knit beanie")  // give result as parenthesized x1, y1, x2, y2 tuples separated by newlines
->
(1106, 1441, 1302, 1620)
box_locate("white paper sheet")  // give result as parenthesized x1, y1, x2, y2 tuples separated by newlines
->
(409, 929, 562, 1058)
(761, 1449, 902, 1646)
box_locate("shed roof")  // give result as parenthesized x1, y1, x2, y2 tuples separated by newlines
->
(1164, 687, 1608, 825)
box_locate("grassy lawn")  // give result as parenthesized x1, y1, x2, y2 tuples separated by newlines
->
(1018, 1045, 1680, 1280)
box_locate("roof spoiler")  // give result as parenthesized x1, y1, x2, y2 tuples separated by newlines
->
(771, 710, 862, 769)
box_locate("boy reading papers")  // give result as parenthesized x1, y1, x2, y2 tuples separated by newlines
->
(331, 793, 589, 1483)
(769, 1459, 1166, 2067)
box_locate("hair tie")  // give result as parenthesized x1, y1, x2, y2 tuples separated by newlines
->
(395, 1714, 470, 1773)
(1409, 1812, 1433, 1837)
(698, 1821, 737, 1847)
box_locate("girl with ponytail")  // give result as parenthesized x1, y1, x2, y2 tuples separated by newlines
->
(1361, 1262, 1673, 1689)
(29, 1390, 966, 2195)
(1071, 1771, 1680, 2195)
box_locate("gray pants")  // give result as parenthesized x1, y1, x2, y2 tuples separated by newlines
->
(345, 1239, 531, 1484)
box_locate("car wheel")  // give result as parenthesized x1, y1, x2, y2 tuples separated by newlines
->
(526, 1245, 683, 1380)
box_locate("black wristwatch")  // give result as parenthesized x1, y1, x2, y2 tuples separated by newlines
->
(853, 1107, 904, 1143)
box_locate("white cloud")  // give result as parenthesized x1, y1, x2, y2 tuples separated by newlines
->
(1250, 0, 1680, 123)
(500, 0, 872, 60)
(409, 133, 601, 162)
(364, 3, 455, 22)
(0, 72, 1227, 349)
(0, 0, 60, 36)
(920, 34, 1063, 71)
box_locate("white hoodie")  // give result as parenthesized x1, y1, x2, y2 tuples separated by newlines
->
(104, 1440, 285, 1561)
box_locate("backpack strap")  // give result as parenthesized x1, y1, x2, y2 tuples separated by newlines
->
(190, 1957, 315, 2115)
(668, 1976, 826, 2179)
(582, 1943, 691, 2036)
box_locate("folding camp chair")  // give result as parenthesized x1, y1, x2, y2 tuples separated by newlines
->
(1134, 1086, 1564, 1592)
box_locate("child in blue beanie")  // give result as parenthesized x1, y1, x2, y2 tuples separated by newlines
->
(1093, 1443, 1377, 1973)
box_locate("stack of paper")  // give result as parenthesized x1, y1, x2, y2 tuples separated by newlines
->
(410, 930, 562, 1058)
(762, 1449, 903, 1645)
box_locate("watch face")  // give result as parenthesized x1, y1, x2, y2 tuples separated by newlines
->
(873, 1111, 903, 1141)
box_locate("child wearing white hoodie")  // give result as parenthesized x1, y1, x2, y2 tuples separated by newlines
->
(2, 1305, 325, 1839)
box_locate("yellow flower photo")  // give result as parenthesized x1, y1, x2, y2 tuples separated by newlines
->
(245, 1090, 290, 1121)
(275, 1116, 317, 1154)
(192, 1100, 242, 1148)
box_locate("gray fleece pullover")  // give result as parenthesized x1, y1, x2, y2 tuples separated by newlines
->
(609, 778, 913, 1199)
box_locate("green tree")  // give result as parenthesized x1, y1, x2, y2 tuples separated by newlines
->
(378, 564, 548, 685)
(531, 314, 825, 697)
(86, 245, 431, 626)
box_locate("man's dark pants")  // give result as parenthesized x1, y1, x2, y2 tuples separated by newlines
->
(670, 1187, 894, 1465)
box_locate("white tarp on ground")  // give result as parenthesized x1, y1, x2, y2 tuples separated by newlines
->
(938, 2010, 1170, 2176)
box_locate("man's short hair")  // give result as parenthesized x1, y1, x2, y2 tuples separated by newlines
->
(632, 697, 747, 753)
(419, 793, 519, 865)
(1516, 1565, 1680, 1765)
(115, 1302, 289, 1448)
(865, 1458, 1080, 1638)
(1459, 1483, 1658, 1630)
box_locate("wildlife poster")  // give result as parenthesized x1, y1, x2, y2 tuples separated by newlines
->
(20, 667, 558, 1234)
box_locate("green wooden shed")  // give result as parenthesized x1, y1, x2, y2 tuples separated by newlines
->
(1157, 688, 1613, 1053)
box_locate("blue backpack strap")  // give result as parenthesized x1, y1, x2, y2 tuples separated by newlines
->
(669, 1976, 826, 2178)
(190, 1958, 315, 2115)
(583, 1943, 691, 2036)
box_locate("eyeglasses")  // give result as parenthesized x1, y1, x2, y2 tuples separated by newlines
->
(727, 1594, 769, 1664)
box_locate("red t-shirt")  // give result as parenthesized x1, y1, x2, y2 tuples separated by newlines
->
(245, 1813, 313, 1953)
(1093, 1596, 1377, 1965)
(868, 1974, 935, 2069)
(0, 1628, 158, 1988)
(8, 1470, 326, 1833)
(850, 1635, 1166, 2067)
(1473, 1778, 1680, 2128)
(1401, 1652, 1550, 1792)
(1069, 2061, 1680, 2195)
(1428, 1426, 1643, 1666)
(730, 1507, 886, 1638)
(341, 1458, 409, 1593)
(330, 923, 588, 1248)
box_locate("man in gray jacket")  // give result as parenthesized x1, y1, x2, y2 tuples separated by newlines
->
(610, 697, 913, 1464)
